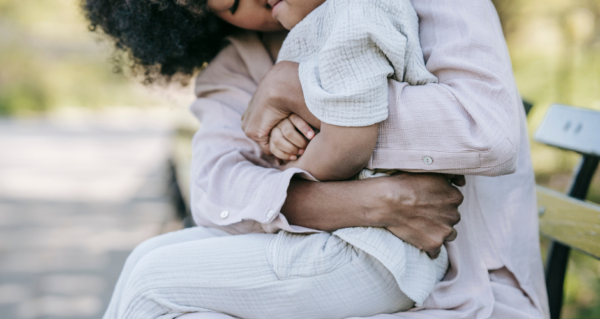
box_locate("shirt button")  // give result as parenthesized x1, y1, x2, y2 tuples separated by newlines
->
(422, 156, 433, 165)
(220, 211, 229, 219)
(267, 210, 276, 218)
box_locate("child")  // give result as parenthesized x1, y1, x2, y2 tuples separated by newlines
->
(266, 0, 449, 312)
(272, 0, 438, 182)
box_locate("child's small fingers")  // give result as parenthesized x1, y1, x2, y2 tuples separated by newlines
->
(270, 143, 297, 161)
(270, 128, 299, 160)
(278, 118, 309, 149)
(271, 147, 297, 161)
(272, 127, 300, 155)
(289, 114, 315, 140)
(269, 135, 292, 160)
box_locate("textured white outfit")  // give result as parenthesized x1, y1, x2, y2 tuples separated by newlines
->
(277, 0, 447, 306)
(103, 227, 417, 319)
(277, 0, 437, 127)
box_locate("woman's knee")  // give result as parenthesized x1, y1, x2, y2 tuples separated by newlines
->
(126, 227, 228, 271)
(118, 246, 180, 312)
(125, 232, 179, 269)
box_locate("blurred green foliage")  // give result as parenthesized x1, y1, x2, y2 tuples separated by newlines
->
(494, 0, 600, 318)
(0, 0, 163, 116)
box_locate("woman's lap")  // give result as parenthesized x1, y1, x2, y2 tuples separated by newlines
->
(104, 226, 233, 318)
(177, 313, 236, 319)
(107, 227, 411, 319)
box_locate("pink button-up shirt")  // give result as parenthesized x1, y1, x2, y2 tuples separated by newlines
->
(189, 1, 549, 318)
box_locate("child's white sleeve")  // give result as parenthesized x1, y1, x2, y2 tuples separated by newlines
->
(299, 1, 437, 127)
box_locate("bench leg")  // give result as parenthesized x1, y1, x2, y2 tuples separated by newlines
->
(545, 241, 570, 319)
(545, 156, 599, 319)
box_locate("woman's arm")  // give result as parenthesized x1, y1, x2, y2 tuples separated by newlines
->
(190, 44, 311, 235)
(282, 173, 463, 258)
(192, 93, 460, 255)
(191, 36, 461, 257)
(368, 0, 520, 176)
(244, 0, 523, 177)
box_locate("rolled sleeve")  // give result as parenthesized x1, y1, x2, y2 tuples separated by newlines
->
(368, 0, 521, 177)
(189, 42, 319, 235)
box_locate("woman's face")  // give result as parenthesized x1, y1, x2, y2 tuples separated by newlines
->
(207, 0, 325, 31)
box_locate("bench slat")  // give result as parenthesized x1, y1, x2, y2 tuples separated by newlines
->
(535, 104, 600, 157)
(537, 186, 600, 259)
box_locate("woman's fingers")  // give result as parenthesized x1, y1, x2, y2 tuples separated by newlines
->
(425, 227, 457, 258)
(444, 174, 466, 187)
(277, 118, 310, 149)
(376, 173, 463, 259)
(243, 93, 287, 156)
(243, 61, 312, 156)
(426, 248, 442, 259)
(446, 227, 458, 242)
(270, 127, 300, 161)
(288, 114, 315, 140)
(386, 225, 444, 259)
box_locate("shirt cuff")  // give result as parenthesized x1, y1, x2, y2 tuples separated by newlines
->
(193, 166, 321, 234)
(257, 168, 322, 234)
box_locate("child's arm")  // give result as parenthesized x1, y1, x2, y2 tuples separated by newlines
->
(281, 123, 379, 181)
(269, 114, 315, 161)
(268, 114, 379, 181)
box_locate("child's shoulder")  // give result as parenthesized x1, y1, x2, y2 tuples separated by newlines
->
(321, 0, 417, 34)
(327, 0, 412, 16)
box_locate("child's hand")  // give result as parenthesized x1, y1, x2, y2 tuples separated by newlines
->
(269, 114, 315, 161)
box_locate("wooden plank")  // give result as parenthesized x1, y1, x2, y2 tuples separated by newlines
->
(537, 186, 600, 259)
(535, 104, 600, 157)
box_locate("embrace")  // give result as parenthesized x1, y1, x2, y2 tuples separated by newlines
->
(85, 0, 549, 318)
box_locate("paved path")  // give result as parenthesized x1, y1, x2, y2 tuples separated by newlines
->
(0, 113, 180, 319)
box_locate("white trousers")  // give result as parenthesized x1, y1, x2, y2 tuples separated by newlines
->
(104, 226, 413, 319)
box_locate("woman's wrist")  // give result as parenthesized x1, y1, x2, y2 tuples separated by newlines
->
(356, 177, 401, 227)
(281, 177, 382, 231)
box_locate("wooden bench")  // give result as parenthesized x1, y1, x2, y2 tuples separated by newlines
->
(534, 104, 600, 319)
(167, 102, 600, 318)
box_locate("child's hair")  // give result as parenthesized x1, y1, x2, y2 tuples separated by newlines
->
(83, 0, 236, 83)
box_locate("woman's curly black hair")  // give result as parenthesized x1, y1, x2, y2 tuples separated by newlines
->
(84, 0, 236, 83)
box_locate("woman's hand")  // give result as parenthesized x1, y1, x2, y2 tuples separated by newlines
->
(242, 61, 320, 156)
(282, 173, 464, 259)
(374, 173, 464, 258)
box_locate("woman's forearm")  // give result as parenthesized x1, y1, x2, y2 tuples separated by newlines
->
(280, 173, 464, 258)
(281, 178, 380, 231)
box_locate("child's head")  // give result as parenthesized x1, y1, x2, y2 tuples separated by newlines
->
(209, 0, 326, 30)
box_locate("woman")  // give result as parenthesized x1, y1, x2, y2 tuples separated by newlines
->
(85, 0, 549, 318)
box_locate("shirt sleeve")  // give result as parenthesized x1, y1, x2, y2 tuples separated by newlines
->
(368, 0, 522, 177)
(189, 43, 318, 235)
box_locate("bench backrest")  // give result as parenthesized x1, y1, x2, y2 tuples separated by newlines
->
(534, 104, 600, 319)
(537, 186, 600, 259)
